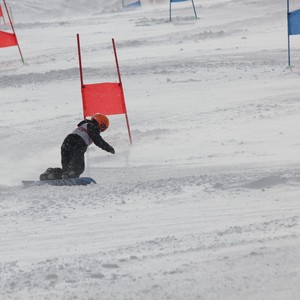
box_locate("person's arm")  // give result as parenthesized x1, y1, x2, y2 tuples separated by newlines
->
(87, 122, 115, 154)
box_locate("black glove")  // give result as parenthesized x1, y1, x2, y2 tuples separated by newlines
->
(108, 146, 115, 154)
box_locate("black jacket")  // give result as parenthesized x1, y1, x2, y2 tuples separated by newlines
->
(76, 119, 114, 153)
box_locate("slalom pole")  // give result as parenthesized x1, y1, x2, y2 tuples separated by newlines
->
(112, 38, 133, 145)
(191, 0, 197, 19)
(169, 0, 172, 21)
(112, 38, 122, 84)
(77, 34, 85, 91)
(77, 33, 88, 120)
(287, 0, 291, 66)
(3, 0, 24, 63)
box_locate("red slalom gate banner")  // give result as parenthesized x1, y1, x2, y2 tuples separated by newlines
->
(81, 83, 126, 116)
(0, 30, 16, 47)
(0, 0, 24, 63)
(77, 34, 132, 144)
(0, 4, 6, 24)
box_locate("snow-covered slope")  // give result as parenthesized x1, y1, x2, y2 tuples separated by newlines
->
(1, 0, 300, 299)
(4, 0, 122, 21)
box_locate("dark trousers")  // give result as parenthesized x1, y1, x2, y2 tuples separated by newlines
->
(61, 134, 87, 177)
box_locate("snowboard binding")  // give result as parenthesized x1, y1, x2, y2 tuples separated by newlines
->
(40, 168, 63, 181)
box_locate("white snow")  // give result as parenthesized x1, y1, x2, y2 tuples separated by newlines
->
(1, 0, 300, 299)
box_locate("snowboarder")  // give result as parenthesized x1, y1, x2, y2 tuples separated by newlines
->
(40, 113, 115, 180)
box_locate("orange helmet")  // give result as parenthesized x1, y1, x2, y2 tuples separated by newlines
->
(91, 113, 109, 131)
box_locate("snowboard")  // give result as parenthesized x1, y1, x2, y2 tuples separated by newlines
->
(22, 177, 97, 187)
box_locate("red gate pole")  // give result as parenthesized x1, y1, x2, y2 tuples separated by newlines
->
(112, 38, 133, 145)
(77, 33, 86, 118)
(3, 0, 24, 63)
(77, 34, 84, 88)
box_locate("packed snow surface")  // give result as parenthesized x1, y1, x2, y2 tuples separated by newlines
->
(1, 0, 300, 299)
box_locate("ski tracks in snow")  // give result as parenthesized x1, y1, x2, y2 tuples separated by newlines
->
(1, 165, 300, 299)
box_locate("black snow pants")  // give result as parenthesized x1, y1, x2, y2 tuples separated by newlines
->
(61, 134, 88, 178)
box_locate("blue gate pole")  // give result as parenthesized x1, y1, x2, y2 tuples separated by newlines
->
(169, 0, 172, 21)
